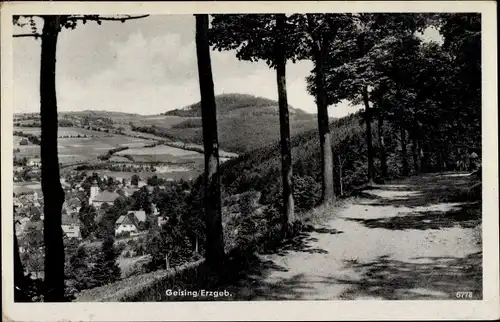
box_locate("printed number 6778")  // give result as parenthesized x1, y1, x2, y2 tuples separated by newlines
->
(456, 292, 473, 299)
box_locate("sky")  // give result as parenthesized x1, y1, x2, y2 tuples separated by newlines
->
(13, 15, 442, 117)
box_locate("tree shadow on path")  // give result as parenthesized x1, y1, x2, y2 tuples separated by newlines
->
(352, 173, 480, 209)
(208, 225, 344, 300)
(346, 173, 482, 231)
(258, 224, 343, 257)
(332, 252, 482, 300)
(344, 201, 481, 230)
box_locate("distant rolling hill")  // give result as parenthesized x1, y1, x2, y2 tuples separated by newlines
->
(134, 93, 319, 154)
(163, 93, 310, 118)
(60, 110, 141, 117)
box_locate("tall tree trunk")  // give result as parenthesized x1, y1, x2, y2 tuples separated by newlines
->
(362, 86, 375, 183)
(338, 156, 344, 196)
(40, 16, 66, 302)
(308, 15, 334, 204)
(400, 126, 409, 176)
(14, 225, 30, 302)
(411, 131, 420, 174)
(195, 14, 224, 268)
(276, 14, 295, 233)
(437, 150, 444, 172)
(420, 145, 427, 173)
(377, 113, 387, 179)
(441, 148, 449, 171)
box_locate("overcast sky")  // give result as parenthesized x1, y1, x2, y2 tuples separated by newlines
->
(13, 15, 442, 117)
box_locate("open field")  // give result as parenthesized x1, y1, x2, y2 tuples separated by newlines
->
(108, 156, 133, 163)
(116, 145, 201, 157)
(125, 154, 203, 164)
(14, 135, 40, 158)
(114, 144, 209, 167)
(13, 127, 156, 164)
(14, 126, 108, 137)
(14, 182, 42, 195)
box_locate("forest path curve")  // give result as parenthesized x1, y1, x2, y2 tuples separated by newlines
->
(226, 173, 482, 300)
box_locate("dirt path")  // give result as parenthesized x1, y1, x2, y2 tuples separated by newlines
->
(226, 173, 482, 300)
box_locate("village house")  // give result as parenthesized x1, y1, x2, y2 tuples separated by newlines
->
(60, 178, 71, 189)
(14, 166, 24, 173)
(158, 216, 168, 227)
(115, 215, 140, 236)
(114, 210, 147, 236)
(122, 187, 139, 197)
(61, 214, 82, 239)
(14, 217, 30, 237)
(151, 203, 159, 216)
(64, 197, 81, 213)
(33, 189, 43, 201)
(28, 158, 41, 167)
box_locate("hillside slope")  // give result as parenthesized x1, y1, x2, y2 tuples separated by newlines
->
(186, 111, 409, 221)
(134, 93, 319, 153)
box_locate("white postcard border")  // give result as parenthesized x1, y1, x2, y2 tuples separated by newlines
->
(1, 1, 498, 321)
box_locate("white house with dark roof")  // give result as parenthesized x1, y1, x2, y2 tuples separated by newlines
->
(114, 210, 147, 236)
(115, 214, 139, 236)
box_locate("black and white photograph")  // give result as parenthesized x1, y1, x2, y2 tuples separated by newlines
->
(1, 1, 498, 321)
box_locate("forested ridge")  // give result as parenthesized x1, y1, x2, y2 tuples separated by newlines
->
(132, 93, 319, 154)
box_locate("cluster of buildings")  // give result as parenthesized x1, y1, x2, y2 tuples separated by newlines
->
(14, 171, 168, 252)
(87, 178, 163, 237)
(14, 186, 84, 247)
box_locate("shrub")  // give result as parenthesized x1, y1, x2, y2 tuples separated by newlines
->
(293, 175, 321, 211)
(91, 235, 121, 287)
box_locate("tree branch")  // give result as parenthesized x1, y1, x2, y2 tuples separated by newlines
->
(13, 33, 42, 38)
(66, 14, 149, 23)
